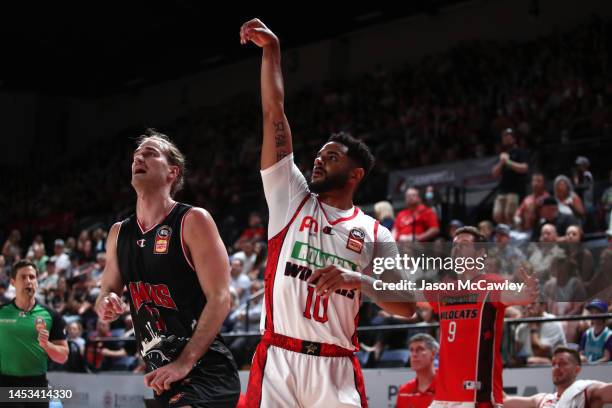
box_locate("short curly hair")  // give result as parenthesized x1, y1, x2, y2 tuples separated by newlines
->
(327, 132, 375, 178)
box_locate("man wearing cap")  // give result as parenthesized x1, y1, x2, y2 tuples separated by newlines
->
(51, 239, 70, 275)
(488, 224, 525, 278)
(492, 128, 529, 225)
(532, 197, 580, 242)
(579, 299, 611, 363)
(0, 260, 68, 408)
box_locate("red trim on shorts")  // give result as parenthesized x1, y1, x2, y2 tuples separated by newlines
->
(351, 292, 361, 349)
(262, 330, 354, 357)
(245, 342, 269, 408)
(351, 354, 369, 408)
(316, 199, 360, 226)
(264, 194, 310, 331)
(180, 207, 195, 271)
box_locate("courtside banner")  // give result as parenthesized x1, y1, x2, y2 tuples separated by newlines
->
(45, 365, 612, 408)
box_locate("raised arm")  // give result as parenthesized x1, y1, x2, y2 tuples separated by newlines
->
(240, 18, 293, 170)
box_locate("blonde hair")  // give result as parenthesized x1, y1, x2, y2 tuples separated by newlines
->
(136, 129, 186, 197)
(373, 201, 394, 221)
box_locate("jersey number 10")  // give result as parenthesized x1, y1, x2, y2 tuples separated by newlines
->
(303, 286, 329, 323)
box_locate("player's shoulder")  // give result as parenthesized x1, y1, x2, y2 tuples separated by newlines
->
(0, 300, 14, 312)
(398, 377, 418, 393)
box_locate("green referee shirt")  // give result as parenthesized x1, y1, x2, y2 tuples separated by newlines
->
(0, 299, 66, 376)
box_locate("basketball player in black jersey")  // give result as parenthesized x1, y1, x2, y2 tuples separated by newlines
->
(95, 129, 240, 408)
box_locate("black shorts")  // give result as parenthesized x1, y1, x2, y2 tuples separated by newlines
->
(153, 351, 240, 408)
(0, 374, 49, 408)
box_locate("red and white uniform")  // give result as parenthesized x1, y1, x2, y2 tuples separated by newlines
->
(427, 275, 507, 408)
(396, 376, 436, 408)
(246, 155, 397, 408)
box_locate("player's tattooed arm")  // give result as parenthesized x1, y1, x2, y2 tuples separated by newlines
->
(240, 18, 293, 169)
(273, 120, 289, 161)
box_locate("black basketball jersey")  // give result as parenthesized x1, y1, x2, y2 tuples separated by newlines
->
(116, 202, 231, 370)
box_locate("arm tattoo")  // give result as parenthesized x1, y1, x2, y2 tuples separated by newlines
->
(276, 150, 288, 161)
(273, 121, 286, 148)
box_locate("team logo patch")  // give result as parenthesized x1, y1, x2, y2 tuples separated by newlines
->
(154, 225, 172, 254)
(346, 228, 365, 253)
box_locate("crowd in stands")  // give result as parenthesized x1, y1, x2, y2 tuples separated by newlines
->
(1, 17, 612, 372)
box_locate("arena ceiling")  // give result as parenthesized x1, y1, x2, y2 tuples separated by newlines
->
(0, 1, 464, 97)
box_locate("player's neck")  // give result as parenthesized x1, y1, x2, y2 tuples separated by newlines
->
(416, 367, 435, 391)
(15, 295, 36, 311)
(318, 191, 354, 210)
(136, 194, 176, 230)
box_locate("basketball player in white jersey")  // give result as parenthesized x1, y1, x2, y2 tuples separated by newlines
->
(240, 18, 416, 408)
(504, 347, 612, 408)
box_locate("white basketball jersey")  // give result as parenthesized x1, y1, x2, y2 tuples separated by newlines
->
(260, 155, 394, 350)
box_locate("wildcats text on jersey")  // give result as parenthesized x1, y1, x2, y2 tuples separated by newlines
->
(129, 281, 179, 312)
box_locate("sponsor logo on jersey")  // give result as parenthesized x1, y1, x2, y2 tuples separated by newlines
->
(136, 239, 146, 248)
(346, 227, 365, 254)
(284, 262, 355, 299)
(154, 225, 172, 254)
(299, 216, 319, 233)
(322, 226, 334, 235)
(128, 281, 178, 312)
(290, 241, 358, 271)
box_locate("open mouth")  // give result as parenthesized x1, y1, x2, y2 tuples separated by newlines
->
(134, 169, 146, 175)
(312, 168, 325, 177)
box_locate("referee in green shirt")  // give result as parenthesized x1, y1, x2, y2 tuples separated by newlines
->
(0, 260, 68, 408)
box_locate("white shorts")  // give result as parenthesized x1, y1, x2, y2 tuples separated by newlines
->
(246, 339, 367, 407)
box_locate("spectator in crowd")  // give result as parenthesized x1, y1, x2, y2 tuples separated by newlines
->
(2, 229, 22, 266)
(232, 239, 257, 276)
(488, 224, 526, 278)
(514, 172, 550, 232)
(600, 170, 612, 228)
(553, 175, 585, 221)
(424, 185, 442, 219)
(25, 234, 45, 259)
(92, 227, 106, 255)
(528, 223, 565, 282)
(39, 259, 59, 295)
(544, 254, 587, 343)
(31, 244, 48, 275)
(515, 301, 567, 366)
(0, 281, 8, 304)
(573, 156, 594, 210)
(0, 254, 9, 283)
(373, 200, 395, 231)
(563, 225, 595, 295)
(396, 333, 438, 408)
(478, 220, 495, 242)
(579, 299, 611, 364)
(492, 128, 529, 225)
(230, 258, 251, 305)
(532, 197, 579, 242)
(86, 319, 131, 371)
(446, 219, 463, 241)
(51, 239, 70, 274)
(393, 187, 439, 242)
(235, 212, 265, 248)
(66, 321, 86, 357)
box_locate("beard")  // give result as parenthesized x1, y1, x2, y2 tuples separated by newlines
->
(309, 171, 349, 194)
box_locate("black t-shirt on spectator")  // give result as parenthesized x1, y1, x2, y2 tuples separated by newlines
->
(532, 213, 580, 241)
(499, 148, 529, 196)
